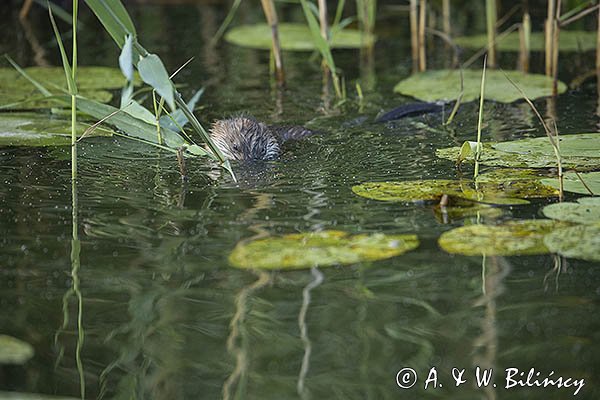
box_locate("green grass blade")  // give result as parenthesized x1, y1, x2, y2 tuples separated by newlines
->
(4, 55, 52, 97)
(299, 0, 337, 74)
(83, 0, 136, 48)
(49, 3, 77, 95)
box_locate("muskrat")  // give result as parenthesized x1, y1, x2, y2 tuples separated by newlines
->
(209, 116, 315, 161)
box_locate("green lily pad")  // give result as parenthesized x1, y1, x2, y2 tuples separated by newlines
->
(542, 171, 600, 195)
(0, 335, 34, 364)
(437, 143, 600, 169)
(224, 23, 375, 51)
(0, 113, 114, 146)
(0, 66, 140, 110)
(542, 198, 600, 225)
(352, 178, 557, 205)
(544, 224, 600, 261)
(493, 133, 600, 158)
(394, 69, 566, 103)
(438, 219, 567, 256)
(229, 230, 419, 270)
(455, 30, 597, 52)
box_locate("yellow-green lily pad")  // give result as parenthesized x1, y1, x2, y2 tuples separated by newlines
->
(224, 23, 375, 51)
(228, 230, 419, 270)
(542, 171, 600, 195)
(493, 133, 600, 158)
(455, 30, 597, 52)
(542, 198, 600, 225)
(437, 143, 600, 169)
(394, 69, 566, 103)
(438, 219, 567, 256)
(544, 224, 600, 261)
(0, 112, 114, 146)
(0, 66, 140, 110)
(0, 335, 34, 364)
(352, 178, 557, 205)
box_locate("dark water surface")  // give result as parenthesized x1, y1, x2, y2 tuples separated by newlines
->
(1, 2, 599, 399)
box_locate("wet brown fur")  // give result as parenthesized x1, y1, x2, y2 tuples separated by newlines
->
(209, 116, 314, 161)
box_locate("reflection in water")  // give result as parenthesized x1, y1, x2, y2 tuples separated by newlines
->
(222, 270, 270, 400)
(473, 256, 511, 400)
(297, 267, 324, 399)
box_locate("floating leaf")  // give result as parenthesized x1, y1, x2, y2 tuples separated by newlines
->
(0, 112, 114, 146)
(224, 23, 375, 51)
(437, 142, 600, 169)
(394, 69, 566, 103)
(493, 133, 600, 158)
(544, 225, 600, 261)
(0, 66, 140, 110)
(0, 335, 34, 364)
(542, 198, 600, 225)
(455, 31, 597, 52)
(438, 220, 567, 256)
(352, 178, 557, 205)
(229, 230, 419, 270)
(542, 171, 600, 195)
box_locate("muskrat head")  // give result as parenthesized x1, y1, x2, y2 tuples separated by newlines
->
(209, 117, 281, 161)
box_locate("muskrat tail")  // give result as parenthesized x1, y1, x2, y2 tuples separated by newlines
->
(268, 125, 318, 143)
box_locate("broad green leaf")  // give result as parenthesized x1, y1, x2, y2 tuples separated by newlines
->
(542, 171, 600, 195)
(119, 34, 134, 81)
(455, 30, 597, 52)
(66, 96, 207, 157)
(394, 69, 566, 103)
(224, 23, 375, 51)
(83, 0, 136, 48)
(138, 54, 175, 110)
(159, 88, 204, 132)
(0, 335, 34, 364)
(544, 225, 600, 261)
(0, 112, 113, 146)
(438, 220, 568, 256)
(121, 100, 157, 125)
(229, 230, 419, 270)
(542, 198, 600, 225)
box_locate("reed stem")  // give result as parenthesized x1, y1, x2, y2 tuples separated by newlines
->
(545, 0, 556, 77)
(485, 0, 497, 68)
(474, 55, 487, 180)
(418, 0, 426, 72)
(442, 0, 450, 37)
(519, 11, 531, 72)
(260, 0, 285, 85)
(410, 0, 419, 72)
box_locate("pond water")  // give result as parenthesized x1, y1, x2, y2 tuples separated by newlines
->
(1, 2, 599, 399)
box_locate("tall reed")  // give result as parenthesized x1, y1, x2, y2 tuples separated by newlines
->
(418, 0, 426, 71)
(260, 0, 285, 85)
(409, 0, 419, 72)
(519, 11, 531, 72)
(485, 0, 497, 68)
(474, 55, 487, 180)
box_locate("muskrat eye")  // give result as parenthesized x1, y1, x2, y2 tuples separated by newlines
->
(232, 144, 241, 152)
